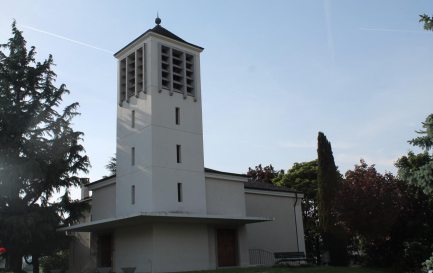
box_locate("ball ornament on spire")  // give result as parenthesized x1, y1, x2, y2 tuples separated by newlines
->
(155, 15, 161, 25)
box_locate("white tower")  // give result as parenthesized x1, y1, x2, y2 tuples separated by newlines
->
(114, 17, 206, 217)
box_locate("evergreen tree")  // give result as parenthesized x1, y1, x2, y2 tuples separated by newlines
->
(105, 155, 116, 176)
(0, 22, 90, 272)
(396, 114, 433, 195)
(317, 132, 348, 265)
(317, 132, 338, 233)
(420, 14, 433, 31)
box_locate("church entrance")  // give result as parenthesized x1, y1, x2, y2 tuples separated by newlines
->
(217, 229, 238, 267)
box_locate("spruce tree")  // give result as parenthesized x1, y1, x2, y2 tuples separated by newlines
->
(317, 132, 348, 265)
(396, 114, 433, 195)
(0, 22, 90, 272)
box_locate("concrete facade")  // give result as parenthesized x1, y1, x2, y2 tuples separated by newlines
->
(65, 18, 306, 273)
(115, 33, 206, 217)
(245, 190, 306, 254)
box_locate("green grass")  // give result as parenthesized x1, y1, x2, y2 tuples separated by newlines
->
(182, 266, 391, 273)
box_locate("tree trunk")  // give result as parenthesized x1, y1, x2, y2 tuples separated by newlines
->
(315, 235, 321, 264)
(32, 255, 40, 273)
(7, 251, 23, 272)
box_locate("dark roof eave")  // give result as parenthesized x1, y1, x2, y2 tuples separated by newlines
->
(85, 174, 116, 187)
(244, 182, 302, 194)
(204, 167, 247, 178)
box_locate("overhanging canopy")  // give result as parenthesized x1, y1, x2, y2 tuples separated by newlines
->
(58, 212, 272, 232)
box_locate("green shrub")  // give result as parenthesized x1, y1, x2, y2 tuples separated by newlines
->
(423, 253, 433, 271)
(40, 251, 68, 273)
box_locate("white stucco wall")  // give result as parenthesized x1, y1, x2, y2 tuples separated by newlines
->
(90, 179, 116, 221)
(116, 34, 207, 217)
(245, 190, 306, 254)
(205, 176, 246, 217)
(151, 223, 211, 272)
(114, 225, 154, 273)
(69, 207, 97, 273)
(69, 232, 96, 273)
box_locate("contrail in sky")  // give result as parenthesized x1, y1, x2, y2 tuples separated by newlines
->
(359, 27, 425, 34)
(22, 25, 114, 54)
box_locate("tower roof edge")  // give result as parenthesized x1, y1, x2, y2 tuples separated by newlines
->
(114, 25, 204, 57)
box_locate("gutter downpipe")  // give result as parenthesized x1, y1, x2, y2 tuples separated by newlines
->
(293, 192, 300, 253)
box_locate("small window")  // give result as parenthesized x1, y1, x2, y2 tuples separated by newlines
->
(131, 110, 135, 128)
(131, 185, 135, 204)
(175, 107, 180, 125)
(177, 183, 183, 202)
(176, 145, 181, 163)
(131, 147, 135, 166)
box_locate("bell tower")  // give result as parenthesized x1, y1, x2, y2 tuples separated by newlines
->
(114, 17, 206, 217)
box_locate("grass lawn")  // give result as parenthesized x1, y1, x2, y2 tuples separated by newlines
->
(183, 266, 390, 273)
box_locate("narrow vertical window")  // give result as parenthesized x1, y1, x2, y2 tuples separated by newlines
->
(177, 183, 183, 202)
(131, 147, 135, 166)
(131, 185, 135, 204)
(176, 145, 181, 163)
(175, 107, 180, 125)
(131, 110, 135, 128)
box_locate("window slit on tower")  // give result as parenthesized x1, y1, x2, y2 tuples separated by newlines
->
(177, 183, 183, 202)
(175, 107, 180, 125)
(131, 185, 135, 205)
(176, 145, 181, 163)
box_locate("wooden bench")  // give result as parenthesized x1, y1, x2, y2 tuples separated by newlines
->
(274, 252, 307, 265)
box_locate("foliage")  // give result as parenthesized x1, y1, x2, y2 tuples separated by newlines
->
(105, 155, 116, 176)
(337, 160, 433, 271)
(395, 114, 433, 272)
(337, 160, 403, 238)
(274, 160, 321, 262)
(274, 160, 318, 199)
(0, 22, 90, 272)
(420, 14, 433, 31)
(246, 164, 282, 184)
(317, 132, 339, 232)
(317, 132, 348, 266)
(40, 251, 68, 273)
(423, 253, 433, 271)
(396, 114, 433, 195)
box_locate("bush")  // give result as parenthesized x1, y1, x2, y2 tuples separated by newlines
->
(40, 251, 68, 273)
(399, 241, 431, 272)
(424, 253, 433, 271)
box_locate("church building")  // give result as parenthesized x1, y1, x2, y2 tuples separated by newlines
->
(62, 17, 306, 273)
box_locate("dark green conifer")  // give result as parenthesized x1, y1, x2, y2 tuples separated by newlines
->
(0, 21, 90, 273)
(317, 132, 348, 266)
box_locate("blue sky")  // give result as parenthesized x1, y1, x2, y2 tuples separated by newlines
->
(1, 1, 433, 193)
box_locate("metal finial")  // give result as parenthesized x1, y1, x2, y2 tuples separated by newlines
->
(155, 12, 161, 25)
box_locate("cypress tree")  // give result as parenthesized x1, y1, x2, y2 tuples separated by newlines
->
(317, 132, 348, 265)
(0, 22, 90, 273)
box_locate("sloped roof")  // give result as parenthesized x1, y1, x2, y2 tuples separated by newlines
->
(204, 167, 247, 178)
(114, 24, 203, 57)
(244, 181, 301, 194)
